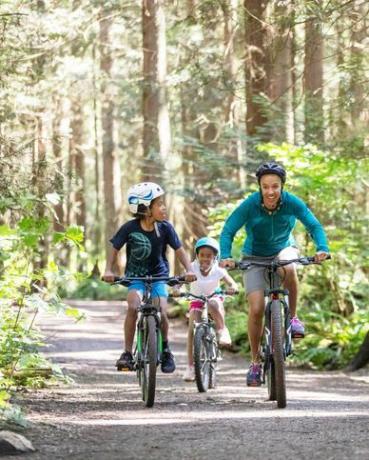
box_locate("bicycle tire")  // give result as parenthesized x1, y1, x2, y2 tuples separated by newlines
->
(271, 300, 286, 408)
(194, 325, 211, 392)
(141, 315, 157, 407)
(266, 355, 276, 401)
(209, 327, 217, 390)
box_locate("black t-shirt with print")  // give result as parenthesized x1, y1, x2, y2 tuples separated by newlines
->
(110, 219, 182, 277)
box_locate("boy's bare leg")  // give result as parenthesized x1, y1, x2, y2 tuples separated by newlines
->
(124, 290, 141, 352)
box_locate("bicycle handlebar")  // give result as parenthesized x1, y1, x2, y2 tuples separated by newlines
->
(113, 275, 188, 287)
(235, 254, 331, 271)
(169, 290, 239, 301)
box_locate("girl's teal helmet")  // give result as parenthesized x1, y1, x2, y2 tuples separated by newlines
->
(195, 237, 220, 255)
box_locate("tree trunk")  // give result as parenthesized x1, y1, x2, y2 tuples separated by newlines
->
(52, 96, 64, 233)
(71, 104, 86, 233)
(244, 0, 270, 138)
(304, 11, 324, 143)
(267, 2, 294, 143)
(222, 0, 246, 188)
(349, 3, 367, 123)
(142, 0, 171, 181)
(346, 331, 369, 371)
(100, 9, 122, 271)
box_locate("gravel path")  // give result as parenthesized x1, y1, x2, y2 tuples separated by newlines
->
(6, 300, 369, 460)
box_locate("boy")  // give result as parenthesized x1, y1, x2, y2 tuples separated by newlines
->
(103, 182, 196, 373)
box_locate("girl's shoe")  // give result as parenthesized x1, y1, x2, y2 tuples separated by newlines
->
(218, 327, 232, 346)
(183, 365, 195, 382)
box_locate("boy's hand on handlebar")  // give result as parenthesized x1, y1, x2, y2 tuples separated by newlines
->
(219, 259, 235, 269)
(184, 272, 197, 282)
(171, 286, 182, 297)
(102, 271, 116, 283)
(314, 251, 329, 263)
(225, 286, 237, 295)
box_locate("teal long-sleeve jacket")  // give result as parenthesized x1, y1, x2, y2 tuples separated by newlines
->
(219, 191, 329, 258)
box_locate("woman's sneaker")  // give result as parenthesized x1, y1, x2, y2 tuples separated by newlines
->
(291, 317, 305, 339)
(246, 363, 262, 387)
(183, 365, 195, 382)
(218, 327, 232, 347)
(116, 351, 134, 371)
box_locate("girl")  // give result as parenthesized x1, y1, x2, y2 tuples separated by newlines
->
(183, 237, 238, 382)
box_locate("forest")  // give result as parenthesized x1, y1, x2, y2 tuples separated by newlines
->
(0, 0, 368, 421)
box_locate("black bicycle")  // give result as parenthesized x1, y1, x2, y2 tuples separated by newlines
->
(114, 275, 186, 407)
(236, 255, 330, 409)
(172, 290, 232, 392)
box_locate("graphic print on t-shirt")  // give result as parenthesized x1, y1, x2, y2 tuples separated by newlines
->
(126, 232, 152, 276)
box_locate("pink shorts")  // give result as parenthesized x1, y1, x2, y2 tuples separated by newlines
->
(189, 295, 224, 311)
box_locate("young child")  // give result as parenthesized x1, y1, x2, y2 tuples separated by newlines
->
(183, 237, 238, 382)
(103, 182, 196, 373)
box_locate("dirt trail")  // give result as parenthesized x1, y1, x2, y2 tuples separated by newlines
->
(6, 300, 369, 460)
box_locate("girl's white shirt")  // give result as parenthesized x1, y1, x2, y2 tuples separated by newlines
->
(190, 260, 227, 296)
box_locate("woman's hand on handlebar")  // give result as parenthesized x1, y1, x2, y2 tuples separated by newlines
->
(219, 258, 236, 269)
(314, 251, 330, 263)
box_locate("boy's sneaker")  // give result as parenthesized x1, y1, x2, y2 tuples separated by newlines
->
(246, 363, 263, 387)
(218, 327, 232, 347)
(161, 348, 176, 373)
(116, 351, 134, 371)
(183, 365, 195, 382)
(291, 317, 305, 339)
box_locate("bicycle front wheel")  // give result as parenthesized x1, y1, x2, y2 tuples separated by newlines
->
(271, 300, 286, 408)
(194, 325, 211, 392)
(141, 315, 157, 407)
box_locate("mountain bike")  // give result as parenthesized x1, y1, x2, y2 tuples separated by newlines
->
(171, 290, 234, 393)
(236, 255, 330, 409)
(114, 275, 186, 408)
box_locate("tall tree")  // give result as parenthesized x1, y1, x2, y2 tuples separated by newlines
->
(222, 0, 246, 188)
(267, 1, 294, 143)
(244, 0, 270, 138)
(142, 0, 171, 181)
(304, 3, 324, 143)
(100, 7, 122, 266)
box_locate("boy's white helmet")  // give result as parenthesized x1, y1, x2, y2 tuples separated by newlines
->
(127, 182, 165, 214)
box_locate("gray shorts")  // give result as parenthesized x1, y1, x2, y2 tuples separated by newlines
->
(243, 247, 299, 295)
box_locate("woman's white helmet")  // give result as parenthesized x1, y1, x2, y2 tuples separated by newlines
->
(127, 182, 165, 214)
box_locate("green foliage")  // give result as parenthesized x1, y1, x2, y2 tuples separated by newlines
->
(62, 277, 126, 301)
(0, 212, 84, 423)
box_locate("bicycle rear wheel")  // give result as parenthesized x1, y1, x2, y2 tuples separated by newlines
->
(141, 315, 157, 407)
(194, 325, 211, 392)
(271, 300, 286, 408)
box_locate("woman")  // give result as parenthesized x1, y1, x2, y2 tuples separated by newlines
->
(219, 162, 329, 386)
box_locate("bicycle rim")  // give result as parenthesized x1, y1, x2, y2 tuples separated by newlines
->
(194, 326, 211, 392)
(141, 316, 157, 407)
(271, 300, 287, 408)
